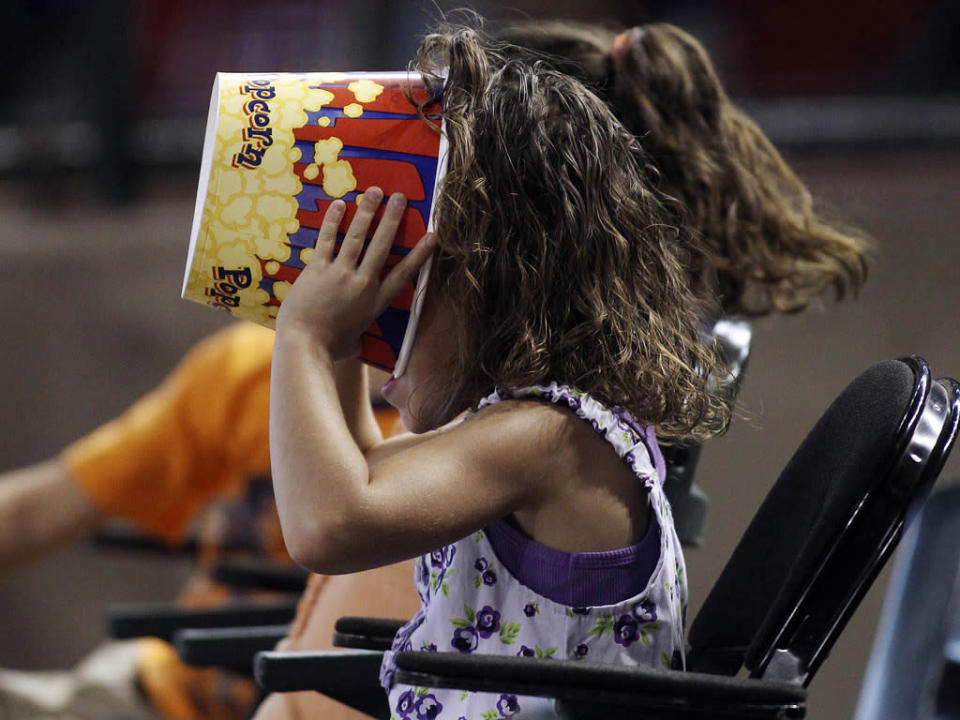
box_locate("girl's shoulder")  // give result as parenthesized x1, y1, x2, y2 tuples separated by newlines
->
(458, 395, 575, 478)
(473, 384, 661, 485)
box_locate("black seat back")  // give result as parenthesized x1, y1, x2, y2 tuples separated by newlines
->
(689, 358, 960, 684)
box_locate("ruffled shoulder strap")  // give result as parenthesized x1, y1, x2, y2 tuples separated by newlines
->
(476, 382, 664, 489)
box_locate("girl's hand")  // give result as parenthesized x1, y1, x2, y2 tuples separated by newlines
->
(276, 187, 436, 359)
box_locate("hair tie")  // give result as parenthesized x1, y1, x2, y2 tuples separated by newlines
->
(610, 27, 643, 71)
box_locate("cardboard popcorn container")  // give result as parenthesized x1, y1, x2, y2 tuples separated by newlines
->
(183, 72, 447, 374)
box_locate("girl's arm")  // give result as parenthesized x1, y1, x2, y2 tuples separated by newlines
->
(332, 357, 382, 453)
(271, 189, 561, 574)
(0, 459, 102, 573)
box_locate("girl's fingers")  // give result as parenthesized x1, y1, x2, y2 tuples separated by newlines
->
(376, 233, 437, 315)
(360, 193, 407, 278)
(314, 200, 346, 262)
(338, 187, 383, 266)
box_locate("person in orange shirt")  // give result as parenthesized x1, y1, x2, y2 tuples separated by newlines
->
(0, 321, 420, 720)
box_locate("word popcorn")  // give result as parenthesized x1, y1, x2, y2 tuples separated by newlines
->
(205, 266, 254, 309)
(232, 80, 277, 169)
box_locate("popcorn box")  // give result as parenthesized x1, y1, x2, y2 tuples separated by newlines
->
(183, 72, 446, 375)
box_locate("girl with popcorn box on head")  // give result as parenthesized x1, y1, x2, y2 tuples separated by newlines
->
(269, 23, 731, 720)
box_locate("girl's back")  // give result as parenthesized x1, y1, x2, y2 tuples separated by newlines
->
(381, 384, 685, 720)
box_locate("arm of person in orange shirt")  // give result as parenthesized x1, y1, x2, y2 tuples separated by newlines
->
(0, 322, 274, 573)
(0, 322, 391, 573)
(0, 458, 100, 573)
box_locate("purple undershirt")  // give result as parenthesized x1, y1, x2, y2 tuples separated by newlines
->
(484, 506, 662, 607)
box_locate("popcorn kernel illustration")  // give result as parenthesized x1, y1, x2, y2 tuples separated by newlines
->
(272, 280, 293, 302)
(314, 137, 343, 166)
(344, 103, 364, 118)
(218, 169, 243, 202)
(323, 159, 357, 198)
(303, 88, 335, 112)
(303, 163, 320, 180)
(348, 79, 385, 103)
(221, 196, 253, 225)
(257, 195, 298, 226)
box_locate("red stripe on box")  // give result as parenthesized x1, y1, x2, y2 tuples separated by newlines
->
(318, 85, 436, 115)
(297, 201, 426, 249)
(294, 118, 440, 156)
(294, 158, 426, 201)
(360, 334, 399, 370)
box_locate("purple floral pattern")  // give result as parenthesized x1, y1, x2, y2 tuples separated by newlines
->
(396, 689, 416, 716)
(633, 598, 657, 623)
(382, 382, 686, 719)
(451, 626, 478, 653)
(614, 614, 640, 647)
(496, 694, 521, 717)
(414, 693, 442, 720)
(476, 606, 501, 638)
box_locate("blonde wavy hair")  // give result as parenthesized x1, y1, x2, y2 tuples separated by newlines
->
(499, 21, 870, 317)
(412, 26, 730, 440)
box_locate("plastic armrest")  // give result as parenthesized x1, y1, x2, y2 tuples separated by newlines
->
(174, 624, 290, 675)
(92, 523, 198, 556)
(254, 650, 389, 719)
(107, 598, 300, 641)
(393, 651, 806, 720)
(210, 558, 310, 593)
(333, 616, 406, 651)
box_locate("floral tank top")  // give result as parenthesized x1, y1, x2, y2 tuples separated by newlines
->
(380, 383, 688, 720)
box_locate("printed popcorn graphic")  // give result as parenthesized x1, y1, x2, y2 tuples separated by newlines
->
(183, 71, 446, 374)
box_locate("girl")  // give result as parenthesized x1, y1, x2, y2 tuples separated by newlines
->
(270, 25, 729, 720)
(499, 21, 870, 317)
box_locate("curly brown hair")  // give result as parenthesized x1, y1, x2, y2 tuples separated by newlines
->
(412, 26, 730, 440)
(498, 21, 870, 317)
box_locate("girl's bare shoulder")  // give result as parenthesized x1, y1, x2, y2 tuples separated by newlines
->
(452, 398, 591, 482)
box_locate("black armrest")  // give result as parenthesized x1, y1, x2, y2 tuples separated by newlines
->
(254, 650, 389, 719)
(92, 523, 198, 555)
(107, 598, 300, 641)
(333, 616, 406, 651)
(210, 558, 310, 593)
(394, 651, 806, 720)
(174, 624, 290, 675)
(250, 649, 804, 720)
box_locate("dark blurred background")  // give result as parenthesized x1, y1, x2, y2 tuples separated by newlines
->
(0, 2, 958, 719)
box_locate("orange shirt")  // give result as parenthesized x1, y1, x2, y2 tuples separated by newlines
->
(62, 323, 275, 543)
